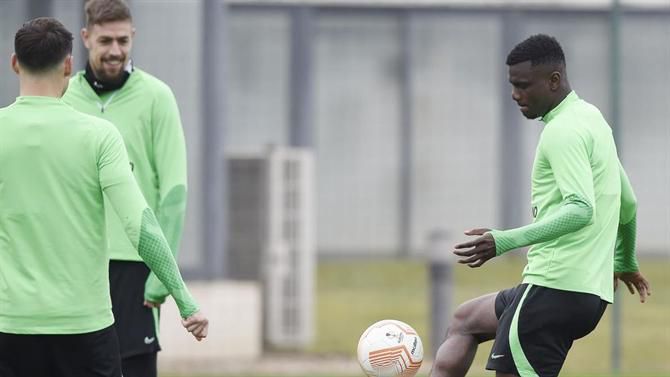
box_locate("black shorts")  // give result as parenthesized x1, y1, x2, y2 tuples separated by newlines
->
(0, 325, 122, 377)
(121, 352, 157, 377)
(109, 260, 161, 360)
(486, 284, 607, 377)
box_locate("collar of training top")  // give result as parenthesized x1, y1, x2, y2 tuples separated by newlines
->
(84, 59, 134, 95)
(541, 90, 579, 124)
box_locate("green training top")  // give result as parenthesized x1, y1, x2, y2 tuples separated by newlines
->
(489, 91, 638, 303)
(0, 96, 197, 334)
(62, 68, 187, 303)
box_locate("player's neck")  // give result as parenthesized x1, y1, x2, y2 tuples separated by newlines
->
(19, 75, 65, 98)
(547, 85, 572, 113)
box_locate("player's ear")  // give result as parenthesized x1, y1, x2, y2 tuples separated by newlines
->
(10, 53, 19, 74)
(81, 28, 90, 49)
(549, 71, 561, 91)
(63, 55, 73, 77)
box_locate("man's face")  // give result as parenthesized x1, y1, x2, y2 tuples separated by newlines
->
(82, 20, 134, 82)
(508, 61, 555, 120)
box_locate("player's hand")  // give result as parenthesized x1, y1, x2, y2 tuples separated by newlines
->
(614, 271, 651, 303)
(182, 311, 209, 341)
(453, 228, 496, 268)
(143, 300, 161, 309)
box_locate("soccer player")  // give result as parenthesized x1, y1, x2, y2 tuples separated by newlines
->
(62, 1, 188, 376)
(430, 35, 651, 377)
(0, 17, 207, 377)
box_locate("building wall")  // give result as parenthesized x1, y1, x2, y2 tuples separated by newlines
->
(225, 6, 670, 256)
(1, 2, 668, 267)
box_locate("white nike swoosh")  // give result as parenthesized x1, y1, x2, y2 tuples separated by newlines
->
(491, 354, 505, 359)
(144, 336, 156, 344)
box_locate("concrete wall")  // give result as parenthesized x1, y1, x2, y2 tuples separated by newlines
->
(158, 281, 262, 373)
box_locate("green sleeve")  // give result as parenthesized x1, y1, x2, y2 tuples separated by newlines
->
(614, 161, 639, 273)
(490, 125, 595, 255)
(144, 86, 188, 303)
(490, 197, 593, 255)
(98, 126, 198, 318)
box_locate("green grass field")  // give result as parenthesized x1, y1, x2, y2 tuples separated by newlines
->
(170, 256, 669, 377)
(311, 256, 669, 377)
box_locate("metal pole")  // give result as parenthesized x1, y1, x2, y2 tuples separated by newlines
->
(610, 0, 622, 146)
(428, 229, 454, 358)
(201, 0, 228, 279)
(609, 0, 622, 374)
(399, 10, 414, 257)
(78, 0, 88, 70)
(499, 12, 525, 230)
(289, 7, 314, 148)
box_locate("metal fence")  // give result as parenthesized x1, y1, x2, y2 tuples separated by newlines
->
(1, 0, 668, 279)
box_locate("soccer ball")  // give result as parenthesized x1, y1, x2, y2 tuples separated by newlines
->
(357, 319, 423, 377)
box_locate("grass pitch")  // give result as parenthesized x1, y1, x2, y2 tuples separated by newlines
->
(167, 255, 669, 377)
(313, 256, 669, 376)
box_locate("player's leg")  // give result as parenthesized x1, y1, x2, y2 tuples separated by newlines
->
(484, 284, 528, 377)
(109, 261, 161, 377)
(515, 285, 608, 377)
(51, 325, 122, 377)
(121, 352, 158, 377)
(0, 332, 49, 377)
(430, 292, 498, 377)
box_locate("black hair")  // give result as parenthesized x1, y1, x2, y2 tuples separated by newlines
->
(506, 34, 565, 67)
(14, 17, 73, 73)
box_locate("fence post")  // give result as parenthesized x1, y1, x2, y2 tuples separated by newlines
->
(427, 229, 455, 358)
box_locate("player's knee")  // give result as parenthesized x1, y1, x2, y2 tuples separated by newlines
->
(445, 302, 473, 337)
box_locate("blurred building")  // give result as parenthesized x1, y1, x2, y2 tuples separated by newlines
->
(1, 0, 668, 279)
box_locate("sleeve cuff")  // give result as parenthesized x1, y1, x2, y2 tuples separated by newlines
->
(489, 230, 515, 256)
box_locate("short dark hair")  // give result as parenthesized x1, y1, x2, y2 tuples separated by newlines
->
(85, 0, 132, 27)
(506, 34, 565, 67)
(14, 17, 73, 73)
